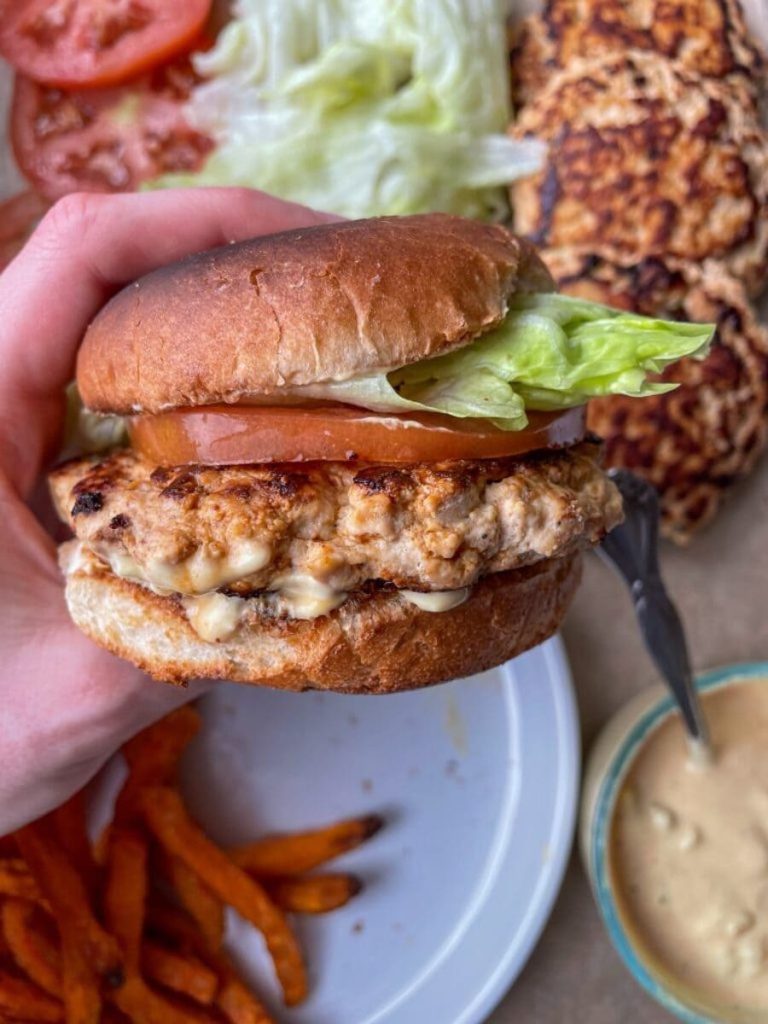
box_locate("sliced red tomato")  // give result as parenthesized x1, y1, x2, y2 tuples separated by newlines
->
(128, 404, 587, 466)
(0, 190, 49, 271)
(0, 0, 212, 89)
(11, 55, 214, 199)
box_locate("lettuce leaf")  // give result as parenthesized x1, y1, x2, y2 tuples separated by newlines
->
(146, 0, 544, 219)
(293, 294, 714, 431)
(62, 383, 127, 457)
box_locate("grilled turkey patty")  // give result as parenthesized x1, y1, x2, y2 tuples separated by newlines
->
(511, 0, 766, 108)
(50, 442, 622, 596)
(509, 51, 768, 294)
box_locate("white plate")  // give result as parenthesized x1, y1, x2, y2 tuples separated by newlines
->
(172, 637, 579, 1024)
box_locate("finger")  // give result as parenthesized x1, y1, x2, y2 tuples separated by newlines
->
(0, 188, 338, 495)
(0, 475, 212, 833)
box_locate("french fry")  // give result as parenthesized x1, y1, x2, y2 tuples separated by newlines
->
(103, 828, 148, 973)
(0, 968, 63, 1021)
(157, 854, 224, 951)
(145, 904, 212, 959)
(229, 815, 383, 876)
(102, 1009, 131, 1024)
(13, 820, 121, 982)
(0, 859, 44, 903)
(111, 973, 222, 1024)
(60, 942, 102, 1024)
(92, 829, 110, 869)
(103, 831, 221, 1024)
(142, 940, 218, 1005)
(265, 873, 362, 914)
(14, 818, 119, 1024)
(0, 916, 9, 962)
(115, 707, 202, 824)
(123, 705, 202, 778)
(52, 791, 98, 902)
(1, 898, 61, 997)
(216, 973, 275, 1024)
(139, 787, 307, 1006)
(0, 837, 17, 858)
(146, 906, 274, 1024)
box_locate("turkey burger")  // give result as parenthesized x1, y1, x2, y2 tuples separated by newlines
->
(49, 214, 711, 692)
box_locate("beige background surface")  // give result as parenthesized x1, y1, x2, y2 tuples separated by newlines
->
(488, 452, 768, 1022)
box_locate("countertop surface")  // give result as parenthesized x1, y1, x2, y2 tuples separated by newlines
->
(488, 452, 768, 1023)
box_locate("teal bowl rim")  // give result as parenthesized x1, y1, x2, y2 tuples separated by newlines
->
(590, 661, 768, 1024)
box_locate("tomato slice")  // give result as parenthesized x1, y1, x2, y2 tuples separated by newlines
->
(11, 55, 214, 199)
(0, 0, 212, 89)
(128, 405, 587, 466)
(0, 190, 49, 271)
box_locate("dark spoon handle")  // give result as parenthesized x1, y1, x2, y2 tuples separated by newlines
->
(597, 469, 710, 745)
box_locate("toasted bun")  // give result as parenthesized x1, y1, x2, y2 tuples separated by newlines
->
(59, 543, 580, 694)
(77, 214, 553, 415)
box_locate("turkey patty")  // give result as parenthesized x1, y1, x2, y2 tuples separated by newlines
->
(49, 441, 623, 597)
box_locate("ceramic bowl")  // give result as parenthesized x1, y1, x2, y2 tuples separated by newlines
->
(580, 662, 768, 1024)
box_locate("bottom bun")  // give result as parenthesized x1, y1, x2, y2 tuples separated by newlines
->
(60, 544, 581, 694)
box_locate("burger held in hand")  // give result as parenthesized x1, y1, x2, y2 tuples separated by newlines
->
(49, 214, 712, 693)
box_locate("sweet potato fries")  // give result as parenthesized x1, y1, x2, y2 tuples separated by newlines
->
(0, 704, 382, 1022)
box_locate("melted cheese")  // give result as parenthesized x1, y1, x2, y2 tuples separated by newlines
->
(401, 588, 470, 612)
(107, 549, 143, 582)
(67, 540, 96, 575)
(183, 593, 245, 642)
(136, 540, 271, 596)
(270, 574, 347, 620)
(95, 541, 470, 628)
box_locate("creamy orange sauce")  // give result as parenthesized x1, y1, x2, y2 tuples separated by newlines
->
(610, 679, 768, 1019)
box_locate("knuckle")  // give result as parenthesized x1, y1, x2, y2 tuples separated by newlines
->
(37, 191, 108, 248)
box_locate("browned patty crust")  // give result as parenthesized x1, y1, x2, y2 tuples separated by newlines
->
(545, 250, 768, 542)
(509, 52, 768, 294)
(50, 442, 622, 596)
(511, 0, 766, 108)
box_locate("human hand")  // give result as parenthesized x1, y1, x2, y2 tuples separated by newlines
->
(0, 188, 335, 834)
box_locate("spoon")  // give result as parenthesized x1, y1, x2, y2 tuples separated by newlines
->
(597, 469, 711, 756)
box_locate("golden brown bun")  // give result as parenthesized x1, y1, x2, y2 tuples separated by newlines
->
(77, 214, 554, 415)
(59, 542, 580, 694)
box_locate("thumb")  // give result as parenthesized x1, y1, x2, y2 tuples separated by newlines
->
(0, 188, 337, 497)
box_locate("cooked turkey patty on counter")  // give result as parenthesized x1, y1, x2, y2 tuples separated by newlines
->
(511, 0, 766, 108)
(509, 51, 768, 294)
(50, 442, 622, 602)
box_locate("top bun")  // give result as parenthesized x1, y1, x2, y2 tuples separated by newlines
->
(77, 213, 553, 414)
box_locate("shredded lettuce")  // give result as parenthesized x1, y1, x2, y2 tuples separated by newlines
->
(292, 295, 714, 431)
(146, 0, 543, 218)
